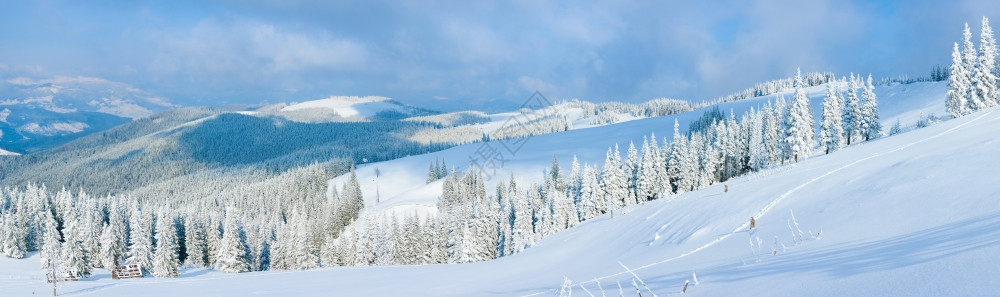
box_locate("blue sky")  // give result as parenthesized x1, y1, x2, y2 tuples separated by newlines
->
(1, 0, 997, 112)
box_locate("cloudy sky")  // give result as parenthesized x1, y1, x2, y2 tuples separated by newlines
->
(1, 0, 997, 111)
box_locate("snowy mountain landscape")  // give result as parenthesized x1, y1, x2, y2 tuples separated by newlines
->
(2, 2, 1000, 297)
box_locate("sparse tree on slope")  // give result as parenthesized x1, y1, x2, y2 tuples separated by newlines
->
(948, 42, 972, 118)
(974, 17, 998, 107)
(859, 75, 882, 141)
(963, 23, 985, 111)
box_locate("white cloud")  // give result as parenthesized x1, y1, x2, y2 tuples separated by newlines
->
(150, 19, 369, 81)
(517, 76, 557, 95)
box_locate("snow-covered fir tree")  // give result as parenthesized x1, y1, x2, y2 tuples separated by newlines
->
(973, 17, 998, 108)
(781, 69, 816, 163)
(747, 107, 768, 171)
(821, 82, 844, 154)
(98, 203, 127, 269)
(624, 142, 640, 206)
(842, 74, 862, 145)
(600, 145, 627, 210)
(39, 210, 61, 270)
(126, 207, 154, 273)
(183, 217, 208, 267)
(859, 75, 882, 141)
(510, 176, 533, 253)
(215, 215, 249, 273)
(60, 208, 92, 278)
(0, 208, 27, 258)
(636, 137, 655, 201)
(948, 42, 972, 118)
(963, 23, 985, 111)
(152, 211, 180, 277)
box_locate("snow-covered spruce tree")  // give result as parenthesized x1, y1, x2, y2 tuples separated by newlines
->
(859, 75, 882, 141)
(889, 119, 903, 136)
(747, 107, 768, 171)
(600, 145, 627, 210)
(974, 17, 998, 107)
(762, 102, 780, 163)
(343, 166, 365, 220)
(654, 136, 671, 196)
(39, 210, 61, 270)
(665, 119, 682, 192)
(551, 181, 579, 231)
(696, 133, 719, 187)
(679, 133, 702, 191)
(948, 42, 972, 118)
(782, 69, 816, 163)
(578, 165, 603, 220)
(60, 209, 92, 278)
(83, 201, 102, 268)
(126, 208, 153, 273)
(183, 217, 207, 267)
(215, 216, 249, 273)
(668, 122, 698, 193)
(24, 185, 50, 253)
(549, 156, 565, 193)
(205, 218, 222, 267)
(320, 234, 340, 267)
(152, 212, 180, 278)
(567, 157, 583, 218)
(269, 225, 289, 270)
(820, 82, 844, 154)
(963, 23, 985, 111)
(291, 209, 318, 270)
(510, 178, 533, 253)
(624, 142, 640, 206)
(776, 95, 794, 164)
(637, 134, 663, 201)
(427, 163, 438, 183)
(842, 74, 862, 145)
(98, 203, 127, 269)
(0, 211, 27, 258)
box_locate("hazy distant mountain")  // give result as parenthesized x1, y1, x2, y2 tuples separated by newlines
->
(0, 75, 178, 153)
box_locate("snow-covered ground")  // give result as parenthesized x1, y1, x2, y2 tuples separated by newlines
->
(2, 81, 996, 296)
(281, 95, 406, 118)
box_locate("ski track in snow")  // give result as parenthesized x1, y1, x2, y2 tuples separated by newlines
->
(526, 109, 995, 295)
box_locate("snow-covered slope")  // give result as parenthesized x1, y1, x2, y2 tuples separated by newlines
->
(1, 83, 995, 297)
(280, 95, 431, 120)
(0, 147, 18, 155)
(334, 81, 948, 216)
